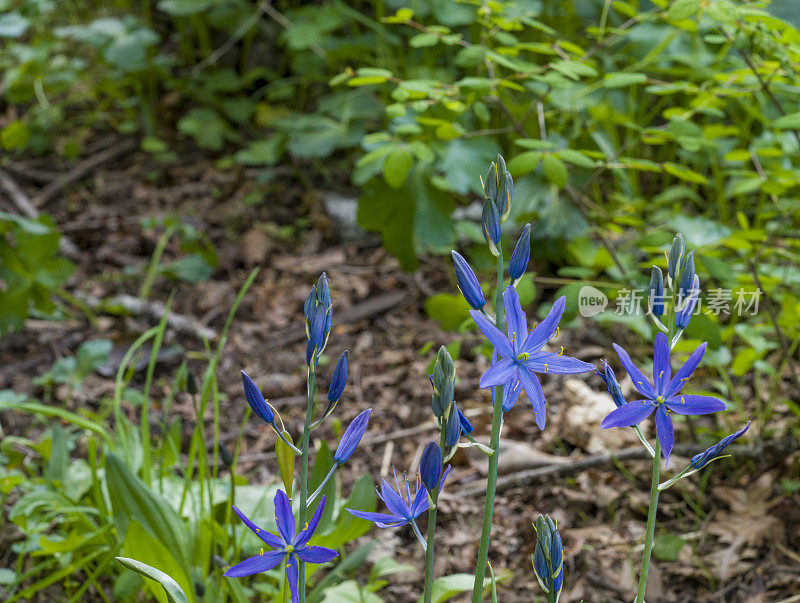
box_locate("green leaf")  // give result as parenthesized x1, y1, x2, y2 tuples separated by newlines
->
(603, 72, 647, 88)
(234, 137, 285, 166)
(409, 33, 438, 48)
(507, 151, 541, 177)
(424, 293, 471, 331)
(358, 178, 417, 270)
(772, 111, 800, 130)
(424, 573, 490, 603)
(383, 148, 414, 189)
(1, 120, 31, 150)
(315, 474, 375, 548)
(542, 155, 568, 187)
(667, 0, 700, 20)
(653, 533, 685, 562)
(275, 431, 295, 499)
(116, 556, 190, 603)
(105, 454, 191, 568)
(177, 108, 234, 151)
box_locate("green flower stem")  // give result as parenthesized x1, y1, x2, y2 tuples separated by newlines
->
(298, 365, 316, 603)
(423, 488, 438, 603)
(471, 246, 505, 602)
(636, 439, 661, 603)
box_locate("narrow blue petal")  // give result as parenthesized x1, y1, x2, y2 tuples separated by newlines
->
(664, 342, 707, 397)
(286, 554, 300, 603)
(522, 296, 566, 353)
(518, 367, 547, 430)
(665, 394, 727, 416)
(652, 333, 671, 395)
(345, 508, 406, 525)
(295, 545, 338, 564)
(655, 405, 674, 463)
(241, 370, 274, 424)
(600, 400, 655, 429)
(224, 550, 286, 577)
(526, 352, 595, 375)
(470, 310, 513, 357)
(410, 482, 429, 518)
(503, 285, 527, 351)
(232, 506, 285, 548)
(479, 358, 516, 388)
(613, 343, 656, 399)
(273, 490, 295, 544)
(380, 478, 411, 518)
(294, 496, 326, 548)
(452, 251, 486, 310)
(502, 376, 523, 412)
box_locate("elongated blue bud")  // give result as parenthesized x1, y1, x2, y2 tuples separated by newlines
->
(304, 287, 316, 330)
(533, 514, 564, 597)
(597, 361, 627, 408)
(649, 266, 665, 317)
(482, 199, 501, 256)
(679, 250, 695, 299)
(241, 370, 274, 424)
(496, 154, 507, 178)
(675, 274, 699, 330)
(420, 442, 443, 492)
(497, 171, 513, 222)
(483, 162, 498, 202)
(334, 408, 372, 463)
(307, 303, 326, 365)
(508, 224, 531, 280)
(445, 407, 461, 447)
(690, 421, 751, 469)
(431, 346, 456, 417)
(451, 251, 485, 310)
(316, 272, 333, 336)
(327, 350, 348, 403)
(668, 233, 684, 281)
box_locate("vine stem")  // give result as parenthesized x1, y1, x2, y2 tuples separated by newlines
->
(636, 439, 661, 603)
(471, 246, 506, 602)
(297, 365, 316, 603)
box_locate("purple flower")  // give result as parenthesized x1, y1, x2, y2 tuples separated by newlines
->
(470, 286, 594, 429)
(597, 360, 627, 409)
(600, 332, 727, 463)
(334, 409, 371, 464)
(690, 421, 751, 469)
(225, 490, 338, 603)
(346, 467, 451, 546)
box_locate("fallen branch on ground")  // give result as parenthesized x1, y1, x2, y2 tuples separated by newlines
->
(463, 438, 798, 496)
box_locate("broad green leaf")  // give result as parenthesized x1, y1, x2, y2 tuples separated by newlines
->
(542, 155, 568, 187)
(316, 474, 375, 548)
(424, 293, 471, 331)
(275, 430, 295, 498)
(409, 33, 438, 47)
(116, 555, 190, 603)
(603, 72, 647, 88)
(653, 534, 685, 562)
(772, 111, 800, 130)
(105, 454, 191, 568)
(383, 148, 414, 189)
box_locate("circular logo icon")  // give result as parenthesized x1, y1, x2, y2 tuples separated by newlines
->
(578, 285, 608, 318)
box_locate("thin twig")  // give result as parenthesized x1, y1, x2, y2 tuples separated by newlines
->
(463, 438, 797, 496)
(0, 167, 81, 258)
(186, 1, 270, 74)
(34, 139, 137, 206)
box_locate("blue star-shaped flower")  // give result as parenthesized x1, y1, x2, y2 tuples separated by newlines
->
(346, 467, 450, 548)
(225, 490, 338, 603)
(470, 286, 595, 429)
(601, 332, 727, 463)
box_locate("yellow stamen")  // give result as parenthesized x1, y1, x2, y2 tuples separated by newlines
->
(255, 528, 260, 532)
(558, 346, 564, 356)
(544, 364, 549, 373)
(259, 548, 264, 556)
(510, 332, 516, 343)
(681, 377, 689, 382)
(556, 326, 560, 337)
(681, 396, 686, 404)
(659, 371, 664, 378)
(304, 522, 309, 530)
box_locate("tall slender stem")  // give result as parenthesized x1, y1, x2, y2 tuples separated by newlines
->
(636, 439, 661, 603)
(471, 247, 505, 602)
(297, 366, 316, 603)
(423, 489, 438, 603)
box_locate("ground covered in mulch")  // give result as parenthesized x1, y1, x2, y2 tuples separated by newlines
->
(1, 141, 798, 602)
